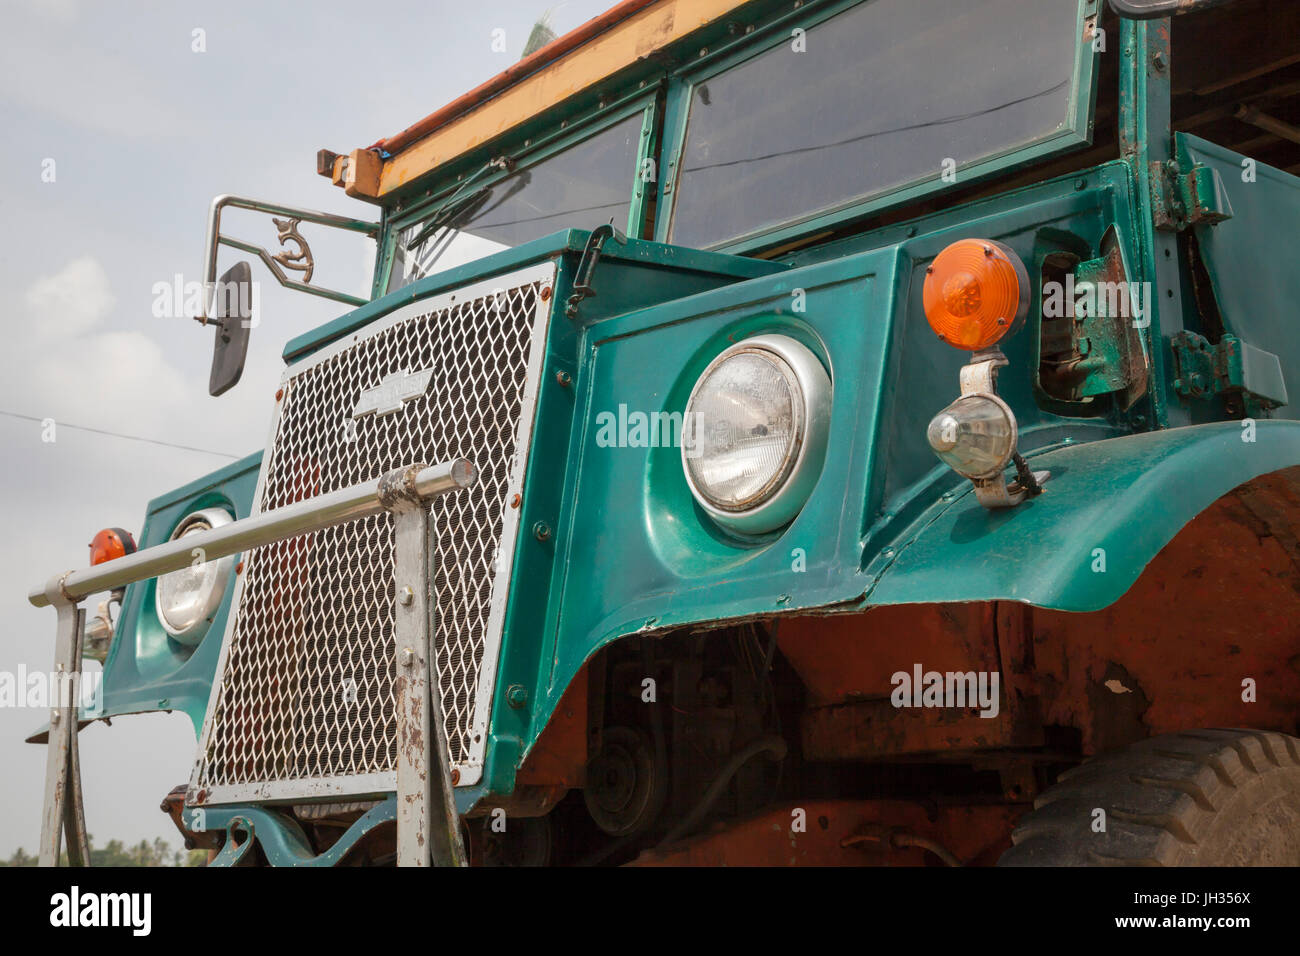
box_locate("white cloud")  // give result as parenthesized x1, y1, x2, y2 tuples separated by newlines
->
(30, 330, 193, 436)
(14, 256, 195, 439)
(24, 255, 115, 343)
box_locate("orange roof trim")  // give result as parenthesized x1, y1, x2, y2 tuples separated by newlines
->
(372, 0, 661, 156)
(321, 0, 754, 201)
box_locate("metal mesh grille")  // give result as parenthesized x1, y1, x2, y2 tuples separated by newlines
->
(194, 272, 548, 793)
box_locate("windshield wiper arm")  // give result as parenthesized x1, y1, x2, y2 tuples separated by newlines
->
(405, 155, 514, 253)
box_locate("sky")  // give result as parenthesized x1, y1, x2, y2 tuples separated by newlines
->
(0, 0, 613, 859)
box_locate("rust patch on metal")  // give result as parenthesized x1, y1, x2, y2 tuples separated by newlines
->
(778, 603, 998, 707)
(160, 785, 220, 850)
(802, 699, 1016, 762)
(1085, 661, 1151, 753)
(630, 799, 1024, 867)
(781, 468, 1300, 762)
(516, 663, 588, 791)
(1034, 466, 1300, 752)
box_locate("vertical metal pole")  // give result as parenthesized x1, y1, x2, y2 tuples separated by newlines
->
(1119, 15, 1186, 430)
(63, 607, 90, 866)
(39, 586, 79, 866)
(382, 465, 467, 867)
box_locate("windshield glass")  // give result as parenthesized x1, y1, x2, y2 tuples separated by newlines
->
(669, 0, 1082, 249)
(388, 113, 644, 291)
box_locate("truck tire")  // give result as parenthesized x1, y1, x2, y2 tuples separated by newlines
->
(999, 729, 1300, 866)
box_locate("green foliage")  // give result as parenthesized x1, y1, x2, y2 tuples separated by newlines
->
(1, 847, 36, 867)
(1, 835, 206, 867)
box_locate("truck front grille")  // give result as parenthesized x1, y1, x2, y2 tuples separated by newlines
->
(191, 264, 554, 800)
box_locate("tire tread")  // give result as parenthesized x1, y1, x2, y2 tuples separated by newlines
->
(999, 729, 1300, 866)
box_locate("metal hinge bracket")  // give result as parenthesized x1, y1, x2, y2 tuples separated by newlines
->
(1150, 161, 1234, 231)
(1171, 331, 1288, 415)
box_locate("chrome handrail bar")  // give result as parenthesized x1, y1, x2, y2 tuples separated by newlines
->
(29, 459, 473, 607)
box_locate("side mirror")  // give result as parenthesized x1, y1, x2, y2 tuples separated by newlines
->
(208, 261, 254, 397)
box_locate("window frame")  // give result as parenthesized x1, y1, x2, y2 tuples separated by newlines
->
(373, 91, 660, 298)
(654, 0, 1101, 255)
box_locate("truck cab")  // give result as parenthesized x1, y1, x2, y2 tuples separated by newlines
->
(32, 0, 1300, 867)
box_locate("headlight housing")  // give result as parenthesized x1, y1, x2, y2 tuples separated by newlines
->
(682, 334, 831, 534)
(155, 507, 234, 644)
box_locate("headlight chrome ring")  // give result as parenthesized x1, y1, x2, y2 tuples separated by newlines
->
(155, 507, 235, 644)
(681, 334, 831, 535)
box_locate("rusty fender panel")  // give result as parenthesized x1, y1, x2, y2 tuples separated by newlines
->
(777, 604, 999, 705)
(497, 666, 589, 813)
(780, 603, 1043, 760)
(630, 799, 1024, 867)
(1033, 466, 1300, 754)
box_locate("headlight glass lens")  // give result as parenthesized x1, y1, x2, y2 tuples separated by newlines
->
(927, 395, 1016, 479)
(155, 509, 232, 642)
(685, 350, 800, 511)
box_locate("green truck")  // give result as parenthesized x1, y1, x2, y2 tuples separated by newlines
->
(30, 0, 1300, 866)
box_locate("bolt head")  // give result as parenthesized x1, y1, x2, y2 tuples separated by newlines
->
(397, 585, 414, 606)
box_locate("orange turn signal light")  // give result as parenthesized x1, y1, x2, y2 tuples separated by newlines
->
(922, 239, 1030, 351)
(89, 527, 136, 566)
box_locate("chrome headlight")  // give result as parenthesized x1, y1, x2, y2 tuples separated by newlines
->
(681, 334, 831, 534)
(155, 507, 234, 644)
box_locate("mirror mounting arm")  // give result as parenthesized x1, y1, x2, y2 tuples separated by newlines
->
(199, 194, 379, 323)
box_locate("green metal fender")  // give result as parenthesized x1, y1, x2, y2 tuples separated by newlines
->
(865, 420, 1300, 612)
(189, 799, 396, 867)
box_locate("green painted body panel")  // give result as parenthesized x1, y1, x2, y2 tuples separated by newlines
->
(1176, 133, 1300, 418)
(285, 230, 780, 363)
(501, 164, 1171, 782)
(96, 453, 262, 734)
(866, 420, 1300, 611)
(185, 800, 395, 867)
(1118, 17, 1185, 430)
